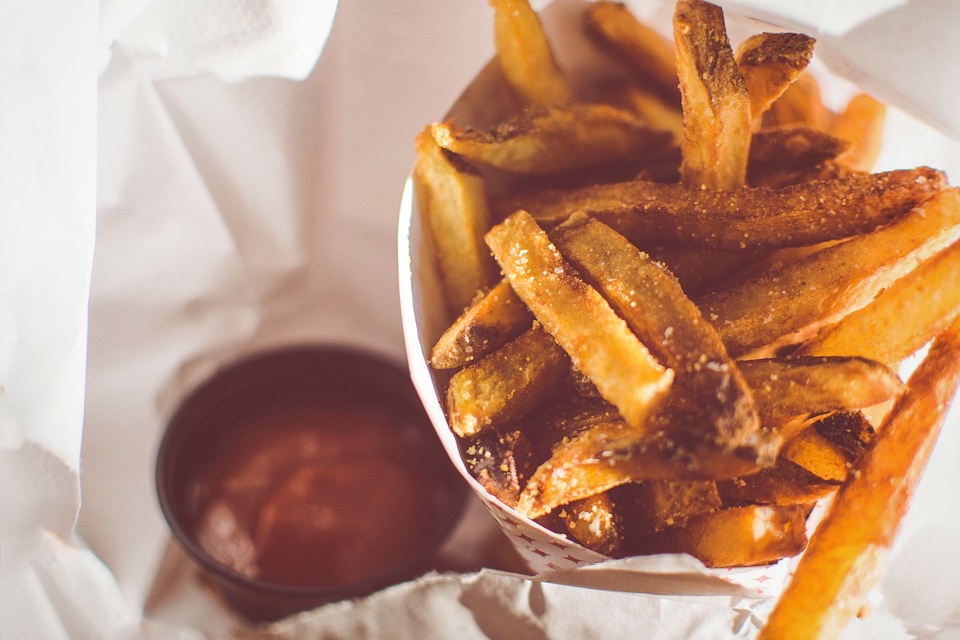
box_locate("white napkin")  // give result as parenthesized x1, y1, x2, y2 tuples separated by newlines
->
(2, 0, 959, 638)
(714, 0, 960, 141)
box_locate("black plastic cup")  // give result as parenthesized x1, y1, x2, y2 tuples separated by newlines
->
(155, 345, 468, 621)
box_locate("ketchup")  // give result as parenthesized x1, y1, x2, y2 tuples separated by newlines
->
(187, 402, 440, 589)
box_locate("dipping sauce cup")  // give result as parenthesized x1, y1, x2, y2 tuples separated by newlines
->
(155, 345, 467, 621)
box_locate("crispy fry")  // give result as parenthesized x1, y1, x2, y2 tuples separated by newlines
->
(496, 167, 946, 251)
(583, 1, 679, 103)
(799, 237, 960, 364)
(432, 103, 673, 175)
(625, 479, 722, 534)
(832, 93, 886, 172)
(673, 0, 752, 189)
(489, 0, 572, 107)
(717, 457, 838, 506)
(699, 187, 960, 357)
(445, 324, 568, 437)
(548, 213, 763, 455)
(413, 127, 499, 313)
(735, 32, 816, 125)
(485, 210, 674, 430)
(781, 411, 874, 483)
(739, 356, 904, 424)
(557, 492, 624, 555)
(627, 504, 809, 568)
(759, 317, 960, 639)
(516, 415, 762, 519)
(747, 124, 850, 187)
(462, 427, 536, 507)
(431, 279, 533, 369)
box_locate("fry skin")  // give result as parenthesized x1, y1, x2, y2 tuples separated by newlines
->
(699, 186, 960, 357)
(489, 0, 572, 107)
(583, 1, 680, 103)
(799, 236, 960, 364)
(673, 0, 752, 189)
(496, 167, 946, 251)
(445, 324, 568, 437)
(739, 356, 904, 424)
(431, 279, 533, 369)
(516, 415, 762, 520)
(431, 103, 673, 175)
(413, 126, 499, 313)
(735, 32, 816, 125)
(485, 210, 674, 430)
(781, 411, 875, 483)
(760, 316, 960, 639)
(627, 504, 809, 568)
(548, 213, 763, 456)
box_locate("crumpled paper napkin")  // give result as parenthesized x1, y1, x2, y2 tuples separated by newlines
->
(2, 0, 959, 638)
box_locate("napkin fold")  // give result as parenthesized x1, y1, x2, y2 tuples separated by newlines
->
(714, 0, 960, 140)
(3, 0, 960, 638)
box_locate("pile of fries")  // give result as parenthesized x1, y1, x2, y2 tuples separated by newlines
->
(412, 0, 960, 636)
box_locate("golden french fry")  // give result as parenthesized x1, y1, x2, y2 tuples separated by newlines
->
(548, 213, 763, 456)
(781, 411, 875, 482)
(485, 210, 674, 430)
(583, 1, 680, 103)
(624, 479, 722, 534)
(739, 356, 904, 424)
(489, 0, 572, 107)
(673, 0, 752, 189)
(735, 32, 816, 125)
(747, 124, 850, 187)
(833, 93, 886, 172)
(431, 279, 533, 369)
(718, 457, 839, 507)
(800, 237, 960, 364)
(445, 324, 568, 437)
(556, 492, 624, 556)
(516, 415, 762, 520)
(759, 316, 960, 639)
(699, 187, 960, 357)
(764, 71, 833, 128)
(627, 504, 809, 568)
(413, 126, 499, 313)
(431, 103, 673, 175)
(462, 427, 536, 507)
(496, 167, 946, 251)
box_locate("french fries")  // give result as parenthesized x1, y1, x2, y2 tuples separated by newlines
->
(583, 1, 680, 103)
(445, 323, 567, 437)
(548, 213, 763, 456)
(626, 503, 810, 568)
(413, 1, 960, 636)
(699, 186, 960, 357)
(673, 0, 752, 189)
(735, 32, 816, 126)
(430, 279, 533, 369)
(485, 209, 674, 430)
(413, 127, 499, 313)
(798, 236, 960, 364)
(489, 0, 571, 107)
(760, 317, 960, 639)
(431, 103, 673, 175)
(496, 167, 945, 251)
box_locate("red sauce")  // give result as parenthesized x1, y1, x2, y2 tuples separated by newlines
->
(188, 402, 439, 589)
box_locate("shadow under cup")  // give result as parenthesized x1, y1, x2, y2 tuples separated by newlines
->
(155, 345, 468, 621)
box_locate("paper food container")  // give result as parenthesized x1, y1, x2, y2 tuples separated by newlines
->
(398, 0, 960, 599)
